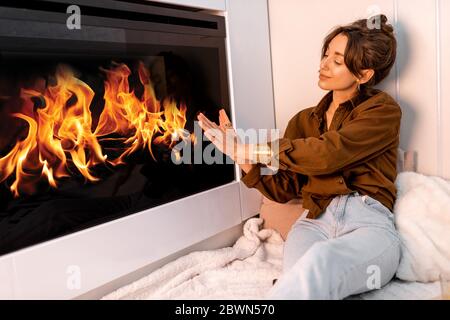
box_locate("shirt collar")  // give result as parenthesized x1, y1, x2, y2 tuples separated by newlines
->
(311, 89, 375, 122)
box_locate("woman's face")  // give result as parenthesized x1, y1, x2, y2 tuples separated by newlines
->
(318, 33, 358, 91)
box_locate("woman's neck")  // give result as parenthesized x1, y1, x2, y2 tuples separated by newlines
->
(329, 88, 358, 113)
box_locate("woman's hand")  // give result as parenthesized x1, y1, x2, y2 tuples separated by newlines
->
(197, 109, 252, 164)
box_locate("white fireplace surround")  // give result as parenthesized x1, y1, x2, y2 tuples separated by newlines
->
(0, 0, 275, 299)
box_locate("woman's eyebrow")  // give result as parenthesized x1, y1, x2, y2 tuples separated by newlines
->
(326, 46, 345, 56)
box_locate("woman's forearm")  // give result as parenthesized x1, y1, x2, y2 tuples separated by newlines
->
(236, 143, 273, 174)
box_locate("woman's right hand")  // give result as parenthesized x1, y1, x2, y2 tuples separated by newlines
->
(197, 109, 256, 173)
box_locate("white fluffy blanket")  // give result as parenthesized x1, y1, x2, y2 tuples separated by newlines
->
(394, 172, 450, 282)
(102, 218, 284, 300)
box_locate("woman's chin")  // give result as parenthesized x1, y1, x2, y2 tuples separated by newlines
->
(317, 81, 332, 90)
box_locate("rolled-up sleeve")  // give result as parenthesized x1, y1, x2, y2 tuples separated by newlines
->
(240, 114, 307, 203)
(270, 103, 402, 175)
(241, 163, 306, 203)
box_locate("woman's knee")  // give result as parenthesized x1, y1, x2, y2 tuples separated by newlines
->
(378, 240, 401, 287)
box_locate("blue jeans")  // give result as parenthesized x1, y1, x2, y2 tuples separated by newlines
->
(267, 191, 401, 300)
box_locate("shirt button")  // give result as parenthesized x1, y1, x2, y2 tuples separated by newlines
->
(338, 178, 344, 184)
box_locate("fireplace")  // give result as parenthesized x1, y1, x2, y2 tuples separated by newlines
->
(0, 0, 234, 257)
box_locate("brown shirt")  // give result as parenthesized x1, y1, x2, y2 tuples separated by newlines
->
(241, 89, 402, 219)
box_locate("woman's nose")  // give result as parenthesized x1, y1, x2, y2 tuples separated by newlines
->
(320, 57, 330, 70)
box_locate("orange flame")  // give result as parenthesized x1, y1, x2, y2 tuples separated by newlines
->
(0, 61, 190, 196)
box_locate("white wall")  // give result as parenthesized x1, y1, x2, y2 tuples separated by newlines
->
(442, 0, 450, 179)
(268, 0, 450, 179)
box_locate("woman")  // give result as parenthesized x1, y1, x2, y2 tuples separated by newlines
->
(197, 14, 402, 299)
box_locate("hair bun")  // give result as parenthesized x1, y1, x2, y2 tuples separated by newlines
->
(379, 14, 388, 25)
(376, 14, 394, 33)
(355, 14, 394, 34)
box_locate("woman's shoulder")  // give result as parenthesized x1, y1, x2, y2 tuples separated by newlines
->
(361, 89, 401, 109)
(353, 89, 402, 122)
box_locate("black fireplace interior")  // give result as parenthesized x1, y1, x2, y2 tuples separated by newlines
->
(0, 1, 234, 256)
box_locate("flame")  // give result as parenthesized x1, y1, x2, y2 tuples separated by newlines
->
(0, 114, 38, 197)
(0, 61, 190, 197)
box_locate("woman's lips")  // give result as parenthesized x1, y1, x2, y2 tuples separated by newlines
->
(319, 74, 331, 80)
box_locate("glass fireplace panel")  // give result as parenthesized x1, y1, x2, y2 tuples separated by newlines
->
(0, 7, 234, 256)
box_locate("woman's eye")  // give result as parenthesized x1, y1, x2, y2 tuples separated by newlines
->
(324, 54, 341, 65)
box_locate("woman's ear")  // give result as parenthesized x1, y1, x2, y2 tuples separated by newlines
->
(358, 69, 375, 84)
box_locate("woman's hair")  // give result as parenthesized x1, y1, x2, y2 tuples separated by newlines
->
(321, 14, 397, 95)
